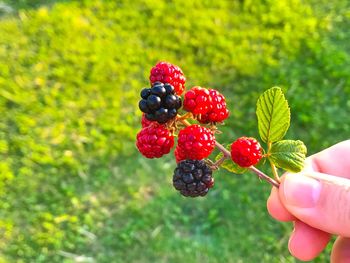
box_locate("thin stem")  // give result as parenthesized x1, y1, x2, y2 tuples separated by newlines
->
(249, 166, 280, 188)
(213, 155, 228, 168)
(270, 161, 280, 183)
(267, 142, 280, 183)
(215, 141, 231, 158)
(177, 117, 192, 127)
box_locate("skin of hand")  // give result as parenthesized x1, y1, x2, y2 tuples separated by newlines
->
(266, 140, 350, 262)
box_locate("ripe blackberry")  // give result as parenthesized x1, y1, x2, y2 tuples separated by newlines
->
(136, 125, 174, 158)
(198, 89, 229, 123)
(230, 137, 263, 167)
(139, 82, 182, 124)
(177, 124, 215, 160)
(173, 160, 214, 197)
(183, 86, 212, 115)
(150, 61, 186, 95)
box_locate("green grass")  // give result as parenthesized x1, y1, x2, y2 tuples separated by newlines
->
(0, 0, 349, 262)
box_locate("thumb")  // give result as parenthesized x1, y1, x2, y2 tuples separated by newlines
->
(279, 172, 350, 237)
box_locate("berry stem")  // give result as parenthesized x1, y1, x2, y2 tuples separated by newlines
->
(249, 166, 280, 188)
(177, 115, 280, 188)
(177, 115, 192, 127)
(213, 155, 228, 168)
(177, 112, 193, 121)
(215, 141, 231, 158)
(267, 142, 280, 183)
(270, 162, 281, 183)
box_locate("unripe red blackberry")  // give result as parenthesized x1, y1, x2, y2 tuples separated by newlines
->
(198, 89, 229, 123)
(173, 159, 214, 197)
(150, 61, 186, 95)
(230, 137, 263, 167)
(183, 86, 212, 115)
(177, 124, 215, 160)
(136, 125, 174, 158)
(139, 82, 182, 124)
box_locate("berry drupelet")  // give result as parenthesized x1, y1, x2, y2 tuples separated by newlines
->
(173, 159, 214, 197)
(139, 82, 182, 124)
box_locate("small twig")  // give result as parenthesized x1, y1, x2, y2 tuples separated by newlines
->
(249, 166, 280, 188)
(267, 142, 280, 183)
(213, 155, 228, 169)
(215, 141, 231, 158)
(270, 161, 281, 183)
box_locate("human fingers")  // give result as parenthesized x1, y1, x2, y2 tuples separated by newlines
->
(267, 187, 295, 221)
(331, 237, 350, 263)
(308, 140, 350, 178)
(279, 172, 350, 237)
(288, 220, 331, 261)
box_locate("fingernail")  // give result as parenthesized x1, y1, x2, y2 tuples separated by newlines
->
(283, 173, 321, 208)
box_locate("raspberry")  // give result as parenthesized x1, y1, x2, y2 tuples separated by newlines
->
(177, 124, 215, 160)
(139, 82, 182, 124)
(183, 86, 213, 115)
(230, 137, 263, 167)
(136, 125, 174, 158)
(150, 61, 186, 95)
(198, 89, 229, 123)
(173, 160, 214, 197)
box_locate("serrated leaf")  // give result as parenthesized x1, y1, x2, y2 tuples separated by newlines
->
(269, 140, 307, 172)
(215, 151, 247, 174)
(256, 87, 290, 143)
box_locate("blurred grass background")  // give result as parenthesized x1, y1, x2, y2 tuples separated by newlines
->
(0, 0, 349, 262)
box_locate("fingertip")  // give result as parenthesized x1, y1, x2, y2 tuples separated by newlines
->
(267, 187, 295, 221)
(288, 221, 331, 261)
(331, 237, 350, 262)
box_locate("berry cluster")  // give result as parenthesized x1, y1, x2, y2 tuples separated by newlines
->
(136, 61, 264, 198)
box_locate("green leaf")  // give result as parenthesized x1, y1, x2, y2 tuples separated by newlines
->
(256, 87, 290, 143)
(215, 151, 247, 174)
(269, 140, 307, 172)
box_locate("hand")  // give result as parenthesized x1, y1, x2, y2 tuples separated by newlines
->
(267, 140, 350, 262)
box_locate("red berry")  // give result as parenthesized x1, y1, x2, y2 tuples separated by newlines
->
(183, 86, 213, 115)
(177, 124, 215, 160)
(136, 125, 174, 158)
(230, 137, 262, 167)
(150, 61, 186, 95)
(198, 89, 229, 123)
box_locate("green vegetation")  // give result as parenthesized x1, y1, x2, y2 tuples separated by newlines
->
(0, 0, 349, 262)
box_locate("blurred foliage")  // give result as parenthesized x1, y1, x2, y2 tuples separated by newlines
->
(0, 0, 349, 262)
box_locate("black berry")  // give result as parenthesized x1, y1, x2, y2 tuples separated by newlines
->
(173, 160, 214, 197)
(139, 82, 182, 124)
(140, 88, 151, 99)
